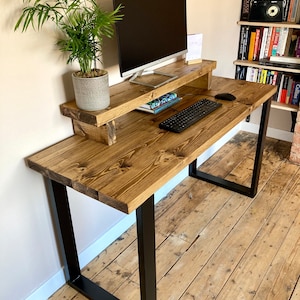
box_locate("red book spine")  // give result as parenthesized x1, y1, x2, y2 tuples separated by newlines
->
(253, 28, 261, 61)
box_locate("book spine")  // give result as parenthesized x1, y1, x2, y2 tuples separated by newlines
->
(288, 0, 296, 21)
(290, 0, 300, 22)
(141, 92, 178, 109)
(152, 97, 181, 114)
(253, 28, 261, 61)
(277, 27, 289, 56)
(280, 75, 290, 103)
(248, 30, 256, 61)
(275, 72, 284, 102)
(283, 28, 294, 56)
(286, 77, 294, 104)
(238, 26, 247, 60)
(246, 66, 253, 81)
(261, 69, 268, 84)
(271, 28, 281, 56)
(238, 27, 244, 60)
(287, 0, 295, 22)
(243, 27, 250, 60)
(235, 65, 247, 80)
(272, 71, 278, 86)
(268, 27, 276, 58)
(240, 0, 250, 21)
(266, 70, 272, 85)
(264, 27, 273, 59)
(291, 82, 300, 105)
(137, 96, 181, 114)
(283, 0, 291, 21)
(257, 68, 262, 82)
(259, 27, 269, 60)
(295, 36, 300, 57)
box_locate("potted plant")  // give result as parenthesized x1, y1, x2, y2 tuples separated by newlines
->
(14, 0, 123, 111)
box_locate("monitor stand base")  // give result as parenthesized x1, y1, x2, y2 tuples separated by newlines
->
(129, 70, 177, 88)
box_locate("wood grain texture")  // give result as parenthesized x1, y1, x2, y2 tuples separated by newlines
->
(73, 119, 117, 145)
(26, 74, 276, 214)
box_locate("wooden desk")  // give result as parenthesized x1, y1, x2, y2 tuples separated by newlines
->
(26, 62, 276, 299)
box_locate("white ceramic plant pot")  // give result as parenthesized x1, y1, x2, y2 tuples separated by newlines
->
(72, 70, 110, 111)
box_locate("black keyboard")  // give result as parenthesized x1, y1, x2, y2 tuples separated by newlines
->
(159, 98, 222, 133)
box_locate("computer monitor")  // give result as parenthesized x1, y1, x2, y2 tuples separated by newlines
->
(113, 0, 187, 87)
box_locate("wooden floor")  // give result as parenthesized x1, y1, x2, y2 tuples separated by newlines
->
(50, 131, 300, 300)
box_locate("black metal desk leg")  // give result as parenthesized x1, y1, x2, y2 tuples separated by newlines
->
(45, 178, 118, 300)
(189, 98, 271, 198)
(136, 195, 157, 300)
(249, 98, 271, 196)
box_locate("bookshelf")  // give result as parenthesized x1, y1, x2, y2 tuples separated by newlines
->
(235, 2, 300, 131)
(234, 57, 300, 112)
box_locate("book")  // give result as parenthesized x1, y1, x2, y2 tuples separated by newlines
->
(276, 74, 285, 102)
(253, 28, 262, 61)
(238, 26, 250, 60)
(290, 0, 300, 23)
(270, 55, 300, 64)
(286, 76, 294, 103)
(263, 27, 273, 58)
(288, 80, 296, 103)
(260, 69, 268, 84)
(240, 0, 250, 21)
(295, 36, 300, 57)
(245, 66, 259, 82)
(248, 30, 256, 60)
(271, 27, 281, 56)
(280, 74, 290, 103)
(276, 27, 289, 56)
(137, 92, 181, 114)
(246, 66, 253, 81)
(288, 0, 296, 21)
(139, 92, 177, 109)
(283, 0, 291, 21)
(235, 65, 247, 80)
(259, 27, 269, 60)
(283, 28, 294, 56)
(267, 27, 277, 58)
(289, 31, 300, 56)
(291, 82, 300, 105)
(257, 68, 262, 82)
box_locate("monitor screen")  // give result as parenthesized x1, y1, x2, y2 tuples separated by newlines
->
(113, 0, 187, 80)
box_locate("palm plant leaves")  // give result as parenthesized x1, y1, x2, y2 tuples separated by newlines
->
(14, 0, 123, 75)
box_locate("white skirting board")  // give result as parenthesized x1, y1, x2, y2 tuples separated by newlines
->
(241, 121, 294, 142)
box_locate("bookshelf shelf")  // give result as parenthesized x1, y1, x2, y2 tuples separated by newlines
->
(270, 100, 299, 112)
(237, 21, 300, 29)
(234, 59, 300, 74)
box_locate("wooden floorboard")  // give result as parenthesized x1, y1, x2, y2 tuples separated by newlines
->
(49, 131, 300, 300)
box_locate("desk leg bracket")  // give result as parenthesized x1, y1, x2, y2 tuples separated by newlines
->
(45, 178, 118, 299)
(189, 99, 271, 198)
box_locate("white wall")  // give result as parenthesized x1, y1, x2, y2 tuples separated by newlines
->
(186, 0, 294, 140)
(187, 0, 241, 78)
(0, 1, 291, 299)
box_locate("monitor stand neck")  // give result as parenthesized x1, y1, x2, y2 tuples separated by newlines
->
(129, 70, 178, 88)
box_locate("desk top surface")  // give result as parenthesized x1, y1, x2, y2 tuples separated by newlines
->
(26, 76, 276, 214)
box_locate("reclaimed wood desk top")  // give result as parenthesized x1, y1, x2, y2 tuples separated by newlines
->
(26, 77, 276, 214)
